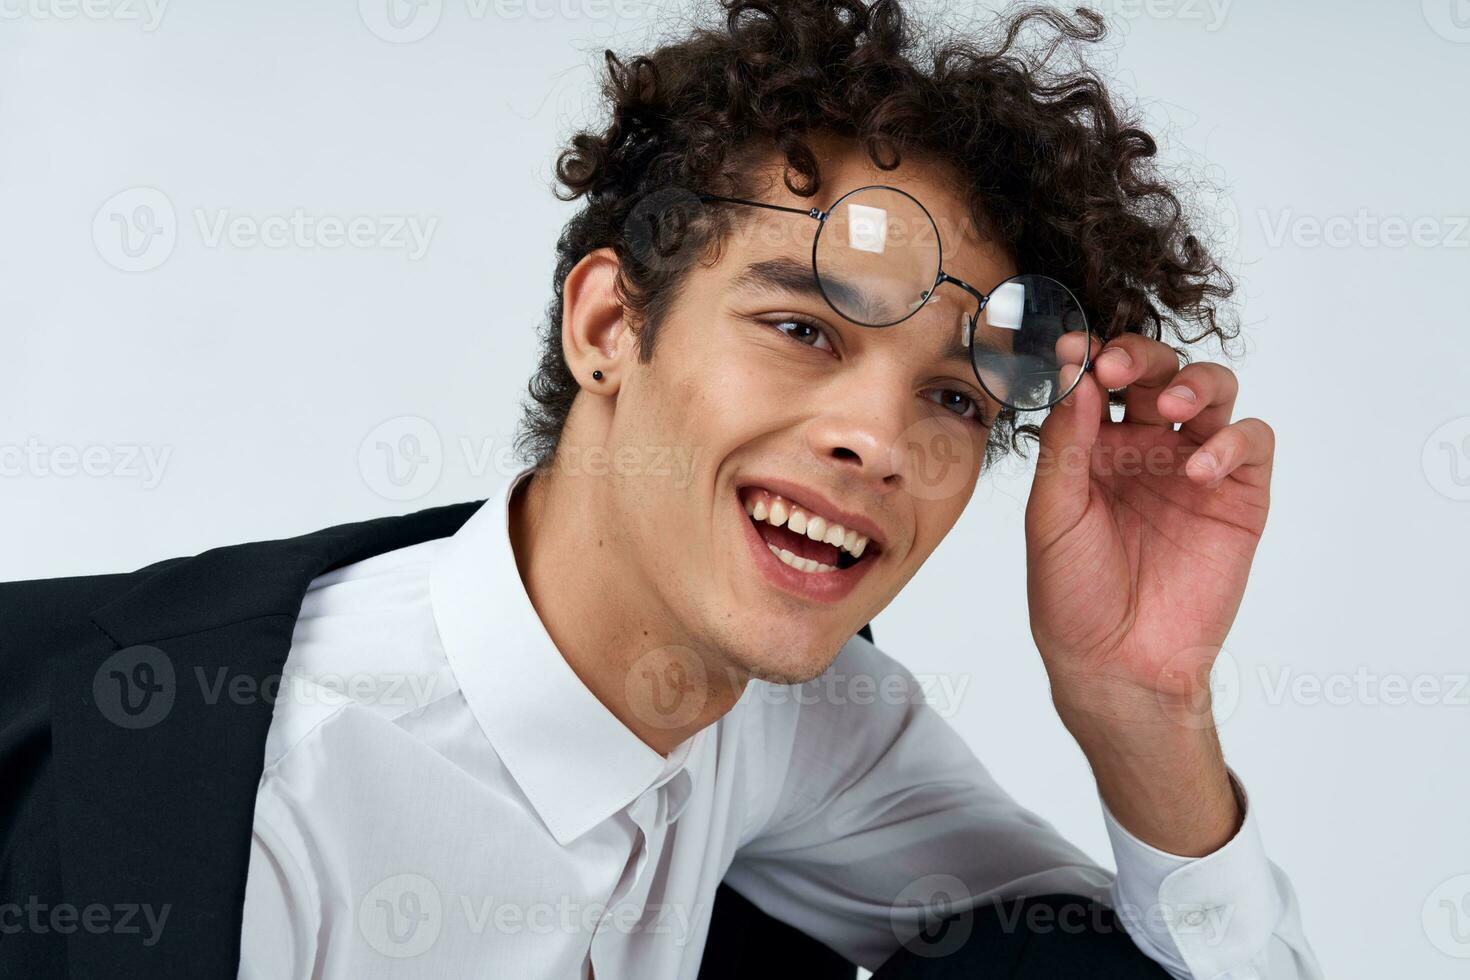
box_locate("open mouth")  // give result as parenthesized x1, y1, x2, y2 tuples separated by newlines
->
(738, 486, 882, 575)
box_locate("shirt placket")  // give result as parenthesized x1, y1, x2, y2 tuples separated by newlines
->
(586, 765, 693, 979)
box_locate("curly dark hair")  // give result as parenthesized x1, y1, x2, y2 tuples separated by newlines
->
(514, 0, 1237, 469)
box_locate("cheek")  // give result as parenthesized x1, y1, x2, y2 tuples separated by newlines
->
(601, 359, 729, 551)
(895, 415, 986, 505)
(907, 485, 975, 561)
(910, 510, 943, 560)
(654, 331, 780, 450)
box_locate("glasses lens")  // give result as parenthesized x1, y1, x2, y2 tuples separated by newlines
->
(970, 274, 1090, 412)
(813, 187, 941, 327)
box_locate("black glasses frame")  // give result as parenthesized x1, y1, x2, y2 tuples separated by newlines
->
(697, 184, 1092, 412)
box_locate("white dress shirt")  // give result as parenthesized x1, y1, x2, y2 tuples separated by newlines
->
(238, 466, 1322, 979)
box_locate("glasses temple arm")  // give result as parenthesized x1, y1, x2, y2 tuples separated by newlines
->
(696, 194, 824, 220)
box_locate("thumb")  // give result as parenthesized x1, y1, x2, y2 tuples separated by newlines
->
(1028, 362, 1102, 540)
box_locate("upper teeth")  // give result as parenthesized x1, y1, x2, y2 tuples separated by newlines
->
(743, 490, 869, 559)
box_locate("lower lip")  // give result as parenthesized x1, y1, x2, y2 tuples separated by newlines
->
(736, 493, 876, 604)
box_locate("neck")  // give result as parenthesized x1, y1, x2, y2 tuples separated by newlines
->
(508, 461, 747, 755)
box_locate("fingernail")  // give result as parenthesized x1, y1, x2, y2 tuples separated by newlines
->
(1190, 451, 1217, 475)
(1164, 385, 1196, 403)
(1098, 347, 1132, 369)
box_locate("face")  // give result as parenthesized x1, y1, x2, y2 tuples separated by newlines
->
(586, 143, 1016, 685)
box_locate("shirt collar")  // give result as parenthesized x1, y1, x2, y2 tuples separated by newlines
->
(429, 465, 695, 845)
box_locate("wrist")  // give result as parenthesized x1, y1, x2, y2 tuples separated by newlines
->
(1045, 658, 1222, 741)
(1047, 669, 1241, 856)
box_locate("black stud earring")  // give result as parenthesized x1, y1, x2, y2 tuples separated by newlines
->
(592, 370, 604, 381)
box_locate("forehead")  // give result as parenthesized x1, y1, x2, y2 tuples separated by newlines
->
(724, 138, 1017, 290)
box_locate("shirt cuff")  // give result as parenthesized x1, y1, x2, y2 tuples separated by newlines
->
(1101, 771, 1284, 979)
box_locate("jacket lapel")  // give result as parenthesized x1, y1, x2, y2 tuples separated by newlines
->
(51, 501, 482, 980)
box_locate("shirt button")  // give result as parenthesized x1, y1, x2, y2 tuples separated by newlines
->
(1181, 909, 1207, 927)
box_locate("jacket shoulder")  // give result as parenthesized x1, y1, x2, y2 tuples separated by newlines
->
(0, 500, 484, 650)
(0, 563, 179, 643)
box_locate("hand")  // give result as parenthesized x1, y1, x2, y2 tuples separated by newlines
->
(1025, 332, 1275, 720)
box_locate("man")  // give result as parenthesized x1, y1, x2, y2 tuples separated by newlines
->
(1, 2, 1322, 978)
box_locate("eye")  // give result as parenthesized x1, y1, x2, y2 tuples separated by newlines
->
(923, 387, 990, 427)
(767, 316, 835, 353)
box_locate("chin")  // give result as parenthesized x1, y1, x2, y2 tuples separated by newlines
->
(723, 626, 847, 687)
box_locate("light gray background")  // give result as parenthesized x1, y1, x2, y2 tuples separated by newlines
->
(3, 1, 1468, 975)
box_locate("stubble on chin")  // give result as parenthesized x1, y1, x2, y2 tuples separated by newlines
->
(726, 639, 846, 688)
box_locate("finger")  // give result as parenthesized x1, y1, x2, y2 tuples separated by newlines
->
(1185, 417, 1275, 489)
(1054, 330, 1103, 368)
(1162, 362, 1240, 443)
(1028, 361, 1103, 539)
(1089, 335, 1188, 427)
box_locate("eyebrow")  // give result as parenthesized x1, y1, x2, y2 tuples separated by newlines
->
(731, 256, 999, 371)
(936, 334, 973, 368)
(729, 258, 880, 324)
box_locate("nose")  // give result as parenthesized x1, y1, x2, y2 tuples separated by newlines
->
(803, 391, 908, 495)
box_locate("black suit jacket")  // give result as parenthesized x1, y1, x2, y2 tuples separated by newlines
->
(1, 501, 487, 979)
(0, 502, 872, 980)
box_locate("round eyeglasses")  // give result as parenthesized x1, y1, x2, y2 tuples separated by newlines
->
(698, 184, 1092, 413)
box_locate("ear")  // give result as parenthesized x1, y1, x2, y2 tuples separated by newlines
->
(562, 247, 631, 393)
